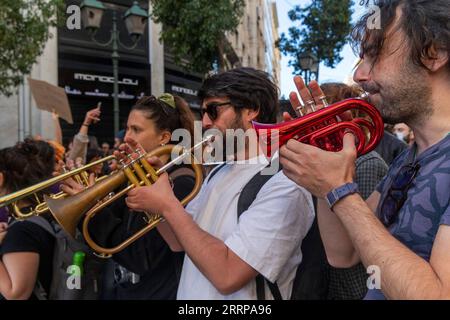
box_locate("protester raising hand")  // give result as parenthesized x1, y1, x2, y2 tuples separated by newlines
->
(67, 103, 102, 163)
(83, 104, 101, 128)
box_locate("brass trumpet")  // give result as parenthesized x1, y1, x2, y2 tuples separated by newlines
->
(0, 155, 115, 220)
(45, 138, 210, 257)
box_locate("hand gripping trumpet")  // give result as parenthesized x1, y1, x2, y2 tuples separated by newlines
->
(252, 96, 384, 156)
(45, 137, 212, 257)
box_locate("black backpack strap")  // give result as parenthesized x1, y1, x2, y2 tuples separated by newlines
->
(236, 165, 279, 215)
(290, 215, 328, 300)
(33, 280, 49, 300)
(266, 277, 283, 300)
(26, 216, 56, 237)
(288, 195, 329, 300)
(255, 276, 265, 300)
(237, 163, 283, 300)
(256, 275, 281, 300)
(206, 163, 227, 183)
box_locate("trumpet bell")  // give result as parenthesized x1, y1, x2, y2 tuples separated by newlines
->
(45, 195, 81, 238)
(45, 170, 128, 237)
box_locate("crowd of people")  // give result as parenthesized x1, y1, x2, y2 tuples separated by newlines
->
(0, 0, 449, 300)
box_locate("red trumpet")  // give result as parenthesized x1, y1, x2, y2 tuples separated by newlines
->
(253, 98, 384, 157)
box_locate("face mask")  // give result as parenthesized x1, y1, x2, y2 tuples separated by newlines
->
(395, 131, 406, 142)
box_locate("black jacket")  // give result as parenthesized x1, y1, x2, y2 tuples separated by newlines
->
(87, 168, 196, 299)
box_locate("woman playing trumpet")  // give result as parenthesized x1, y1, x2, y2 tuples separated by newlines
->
(61, 94, 198, 300)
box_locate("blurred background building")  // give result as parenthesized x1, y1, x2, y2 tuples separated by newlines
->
(226, 0, 280, 84)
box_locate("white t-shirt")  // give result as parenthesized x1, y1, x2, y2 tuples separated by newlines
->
(176, 154, 315, 300)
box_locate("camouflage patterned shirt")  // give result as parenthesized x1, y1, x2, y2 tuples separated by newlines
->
(365, 134, 450, 300)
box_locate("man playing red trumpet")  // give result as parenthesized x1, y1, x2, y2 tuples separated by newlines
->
(281, 0, 450, 299)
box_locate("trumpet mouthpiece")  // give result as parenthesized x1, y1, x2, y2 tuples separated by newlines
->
(360, 92, 369, 99)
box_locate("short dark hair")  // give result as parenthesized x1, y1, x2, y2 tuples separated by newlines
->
(0, 138, 55, 194)
(198, 67, 280, 124)
(352, 0, 450, 73)
(86, 148, 103, 164)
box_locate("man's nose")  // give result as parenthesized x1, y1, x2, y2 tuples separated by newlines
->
(202, 112, 213, 129)
(353, 59, 371, 85)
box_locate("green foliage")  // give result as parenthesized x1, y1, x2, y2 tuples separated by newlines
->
(150, 0, 245, 74)
(278, 0, 354, 76)
(0, 0, 64, 96)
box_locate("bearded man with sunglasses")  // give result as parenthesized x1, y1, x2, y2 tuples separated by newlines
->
(280, 0, 450, 299)
(125, 67, 315, 299)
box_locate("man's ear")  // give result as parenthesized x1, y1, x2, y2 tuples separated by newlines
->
(245, 108, 260, 122)
(423, 46, 449, 72)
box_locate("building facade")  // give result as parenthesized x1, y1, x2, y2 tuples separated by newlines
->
(0, 26, 59, 149)
(226, 0, 281, 84)
(58, 0, 151, 145)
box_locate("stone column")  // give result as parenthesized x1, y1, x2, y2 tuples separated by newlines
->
(149, 1, 165, 96)
(0, 94, 19, 149)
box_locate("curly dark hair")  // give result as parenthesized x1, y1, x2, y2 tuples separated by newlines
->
(132, 95, 195, 141)
(0, 138, 55, 194)
(198, 67, 280, 124)
(352, 0, 450, 73)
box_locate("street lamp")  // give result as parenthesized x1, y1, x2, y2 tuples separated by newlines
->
(80, 0, 149, 137)
(80, 0, 105, 33)
(310, 57, 319, 80)
(298, 52, 319, 85)
(124, 2, 149, 41)
(299, 53, 314, 70)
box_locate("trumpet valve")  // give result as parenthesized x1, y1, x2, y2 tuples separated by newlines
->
(295, 106, 304, 117)
(318, 95, 329, 107)
(304, 99, 317, 112)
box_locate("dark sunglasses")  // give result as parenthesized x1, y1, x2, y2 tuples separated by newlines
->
(380, 162, 421, 227)
(200, 101, 233, 120)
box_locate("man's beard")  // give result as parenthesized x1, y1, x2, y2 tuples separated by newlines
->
(364, 60, 433, 125)
(222, 112, 245, 161)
